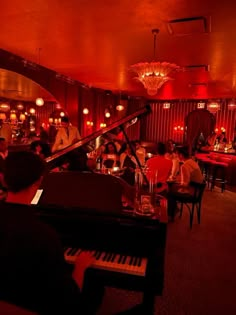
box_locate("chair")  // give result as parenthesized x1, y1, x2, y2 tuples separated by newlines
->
(175, 181, 206, 229)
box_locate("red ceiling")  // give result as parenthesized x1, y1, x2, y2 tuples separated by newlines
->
(1, 0, 236, 100)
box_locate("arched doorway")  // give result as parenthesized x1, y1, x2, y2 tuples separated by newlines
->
(185, 109, 216, 151)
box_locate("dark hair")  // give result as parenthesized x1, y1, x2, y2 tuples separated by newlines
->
(30, 140, 42, 153)
(4, 151, 45, 192)
(176, 145, 190, 158)
(104, 141, 118, 154)
(157, 142, 166, 155)
(67, 148, 90, 172)
(61, 116, 69, 123)
(0, 137, 6, 142)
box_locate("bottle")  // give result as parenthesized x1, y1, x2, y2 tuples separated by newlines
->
(96, 155, 102, 171)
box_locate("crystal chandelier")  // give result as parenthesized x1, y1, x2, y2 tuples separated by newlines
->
(130, 29, 179, 96)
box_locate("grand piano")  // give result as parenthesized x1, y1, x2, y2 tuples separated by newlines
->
(35, 105, 168, 314)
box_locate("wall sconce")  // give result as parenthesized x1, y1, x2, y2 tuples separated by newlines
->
(105, 109, 111, 118)
(83, 108, 89, 115)
(163, 102, 171, 109)
(10, 111, 17, 120)
(29, 108, 36, 115)
(16, 103, 24, 111)
(0, 103, 10, 112)
(19, 113, 26, 121)
(49, 117, 53, 124)
(55, 103, 61, 109)
(0, 113, 6, 120)
(220, 127, 226, 132)
(174, 125, 184, 132)
(100, 123, 107, 128)
(228, 99, 236, 110)
(86, 121, 94, 126)
(116, 104, 124, 111)
(60, 111, 65, 117)
(207, 100, 220, 113)
(35, 97, 44, 107)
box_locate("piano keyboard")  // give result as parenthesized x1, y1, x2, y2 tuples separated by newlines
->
(64, 247, 147, 277)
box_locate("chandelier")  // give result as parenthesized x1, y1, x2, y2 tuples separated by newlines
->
(130, 29, 179, 96)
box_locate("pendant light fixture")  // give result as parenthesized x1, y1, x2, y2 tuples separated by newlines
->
(35, 48, 44, 107)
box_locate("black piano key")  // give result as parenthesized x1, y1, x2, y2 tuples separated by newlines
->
(121, 256, 127, 264)
(67, 248, 75, 256)
(129, 256, 134, 265)
(105, 253, 112, 262)
(137, 257, 141, 267)
(111, 253, 116, 262)
(70, 248, 79, 256)
(102, 253, 108, 261)
(96, 252, 102, 260)
(118, 255, 123, 264)
(133, 257, 138, 266)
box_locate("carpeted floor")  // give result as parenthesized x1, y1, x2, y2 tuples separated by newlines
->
(98, 186, 236, 315)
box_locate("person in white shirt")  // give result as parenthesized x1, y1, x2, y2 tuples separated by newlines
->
(52, 117, 81, 152)
(167, 146, 203, 220)
(177, 146, 203, 190)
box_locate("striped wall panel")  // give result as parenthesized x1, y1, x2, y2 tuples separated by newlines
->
(144, 101, 236, 144)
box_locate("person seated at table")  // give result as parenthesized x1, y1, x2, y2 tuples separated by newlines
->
(217, 131, 227, 144)
(0, 151, 104, 314)
(167, 145, 204, 220)
(165, 139, 179, 179)
(146, 142, 172, 194)
(120, 142, 138, 186)
(206, 131, 217, 147)
(134, 140, 146, 166)
(30, 140, 51, 159)
(102, 141, 120, 168)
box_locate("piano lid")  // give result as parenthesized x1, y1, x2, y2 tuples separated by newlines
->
(45, 104, 151, 168)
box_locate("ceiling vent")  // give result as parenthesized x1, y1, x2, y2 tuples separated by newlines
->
(188, 82, 208, 87)
(184, 64, 210, 72)
(167, 16, 210, 35)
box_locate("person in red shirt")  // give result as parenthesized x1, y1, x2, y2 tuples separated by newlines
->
(146, 142, 172, 193)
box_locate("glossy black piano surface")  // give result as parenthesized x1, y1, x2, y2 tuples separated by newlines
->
(35, 202, 167, 309)
(38, 171, 123, 213)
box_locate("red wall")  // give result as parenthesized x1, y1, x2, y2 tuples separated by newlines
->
(143, 101, 236, 144)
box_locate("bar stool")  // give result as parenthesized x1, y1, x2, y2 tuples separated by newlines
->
(210, 161, 228, 193)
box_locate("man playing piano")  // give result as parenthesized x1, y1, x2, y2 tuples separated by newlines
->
(0, 151, 104, 315)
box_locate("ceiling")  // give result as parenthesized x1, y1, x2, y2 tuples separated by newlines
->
(1, 0, 236, 100)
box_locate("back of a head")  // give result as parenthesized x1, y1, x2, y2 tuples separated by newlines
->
(157, 142, 166, 155)
(4, 151, 45, 193)
(176, 145, 190, 159)
(61, 116, 69, 124)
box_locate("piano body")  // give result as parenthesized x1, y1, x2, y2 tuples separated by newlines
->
(36, 204, 167, 314)
(35, 105, 168, 314)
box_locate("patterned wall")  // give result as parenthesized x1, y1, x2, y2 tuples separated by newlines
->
(143, 100, 236, 144)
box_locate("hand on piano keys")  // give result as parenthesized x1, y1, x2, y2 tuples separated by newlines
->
(64, 247, 147, 277)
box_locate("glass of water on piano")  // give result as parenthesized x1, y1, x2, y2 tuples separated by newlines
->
(134, 168, 158, 217)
